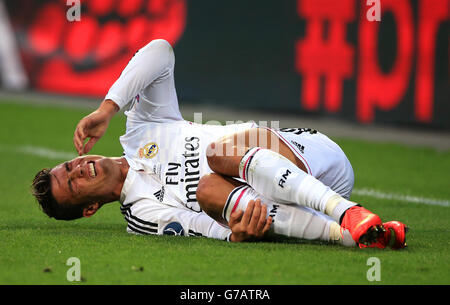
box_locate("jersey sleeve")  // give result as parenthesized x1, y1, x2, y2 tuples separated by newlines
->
(121, 199, 232, 241)
(104, 39, 182, 123)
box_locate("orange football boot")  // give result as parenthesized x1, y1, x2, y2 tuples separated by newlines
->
(340, 205, 384, 247)
(384, 221, 408, 249)
(360, 221, 408, 249)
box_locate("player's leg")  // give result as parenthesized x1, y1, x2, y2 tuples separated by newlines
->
(196, 173, 356, 246)
(206, 128, 355, 220)
(206, 128, 383, 246)
(196, 173, 245, 226)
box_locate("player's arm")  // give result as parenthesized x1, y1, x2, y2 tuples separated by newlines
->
(73, 39, 174, 155)
(103, 39, 174, 110)
(125, 199, 271, 242)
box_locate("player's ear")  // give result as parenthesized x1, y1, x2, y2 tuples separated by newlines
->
(82, 202, 100, 218)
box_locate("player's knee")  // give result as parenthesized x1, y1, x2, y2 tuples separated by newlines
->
(206, 142, 221, 172)
(207, 141, 243, 177)
(197, 174, 216, 207)
(197, 174, 223, 216)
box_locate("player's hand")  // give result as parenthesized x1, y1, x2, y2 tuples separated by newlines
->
(73, 100, 119, 155)
(228, 199, 272, 242)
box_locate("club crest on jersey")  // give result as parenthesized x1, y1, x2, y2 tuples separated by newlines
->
(139, 142, 159, 159)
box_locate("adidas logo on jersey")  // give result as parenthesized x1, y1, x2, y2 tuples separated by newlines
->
(153, 186, 165, 202)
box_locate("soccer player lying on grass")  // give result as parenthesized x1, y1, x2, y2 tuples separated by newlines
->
(31, 39, 407, 248)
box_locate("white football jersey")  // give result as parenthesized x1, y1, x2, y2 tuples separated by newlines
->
(120, 118, 256, 213)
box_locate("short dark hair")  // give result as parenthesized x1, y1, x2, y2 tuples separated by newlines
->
(31, 168, 86, 221)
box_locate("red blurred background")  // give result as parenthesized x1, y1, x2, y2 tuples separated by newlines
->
(2, 0, 449, 128)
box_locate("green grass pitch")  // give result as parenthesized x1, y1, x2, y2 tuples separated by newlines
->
(0, 100, 449, 285)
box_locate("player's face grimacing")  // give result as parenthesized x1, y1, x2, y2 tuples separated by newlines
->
(50, 155, 126, 209)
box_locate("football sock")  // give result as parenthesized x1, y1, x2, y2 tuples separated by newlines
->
(238, 147, 356, 223)
(223, 185, 355, 246)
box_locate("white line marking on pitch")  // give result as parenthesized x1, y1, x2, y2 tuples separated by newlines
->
(352, 188, 449, 207)
(16, 145, 77, 160)
(2, 144, 448, 207)
(0, 144, 77, 160)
